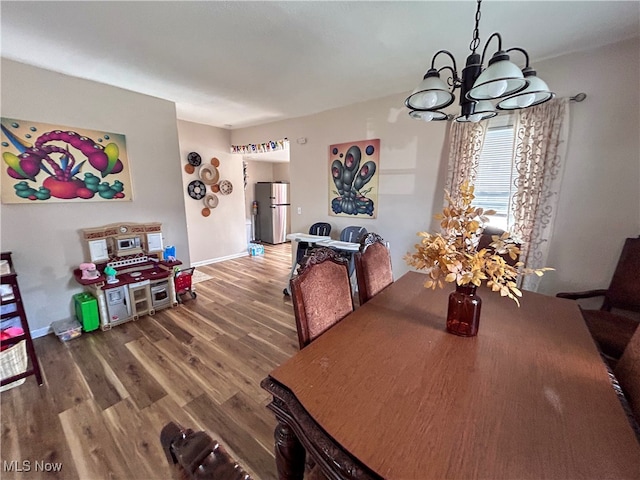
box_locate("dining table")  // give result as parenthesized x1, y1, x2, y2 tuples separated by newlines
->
(261, 271, 640, 480)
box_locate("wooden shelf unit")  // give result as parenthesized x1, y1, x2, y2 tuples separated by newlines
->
(1, 252, 43, 387)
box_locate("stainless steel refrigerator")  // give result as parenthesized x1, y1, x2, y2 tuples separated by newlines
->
(255, 182, 290, 244)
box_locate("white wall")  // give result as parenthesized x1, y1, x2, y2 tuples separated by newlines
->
(176, 120, 247, 265)
(232, 37, 640, 295)
(272, 163, 290, 183)
(536, 37, 640, 294)
(1, 60, 190, 336)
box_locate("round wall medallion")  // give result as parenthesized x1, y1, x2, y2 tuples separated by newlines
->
(211, 157, 220, 167)
(198, 164, 220, 185)
(201, 207, 211, 217)
(204, 193, 219, 209)
(211, 184, 220, 193)
(187, 180, 206, 199)
(187, 152, 202, 166)
(219, 180, 233, 195)
(184, 164, 195, 174)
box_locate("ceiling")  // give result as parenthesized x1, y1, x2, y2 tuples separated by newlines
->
(1, 1, 639, 130)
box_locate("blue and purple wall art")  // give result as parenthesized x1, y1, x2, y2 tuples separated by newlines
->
(329, 139, 379, 219)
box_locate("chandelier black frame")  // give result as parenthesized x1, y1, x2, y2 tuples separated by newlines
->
(405, 0, 554, 123)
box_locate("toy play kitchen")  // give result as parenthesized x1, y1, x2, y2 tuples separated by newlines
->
(73, 222, 181, 330)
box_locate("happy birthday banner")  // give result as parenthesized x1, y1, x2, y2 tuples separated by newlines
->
(230, 138, 289, 155)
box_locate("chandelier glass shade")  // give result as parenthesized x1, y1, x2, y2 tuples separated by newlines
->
(496, 68, 555, 110)
(406, 0, 554, 122)
(455, 100, 497, 123)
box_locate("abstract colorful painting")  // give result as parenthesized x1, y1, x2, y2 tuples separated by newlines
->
(1, 118, 133, 204)
(329, 139, 379, 218)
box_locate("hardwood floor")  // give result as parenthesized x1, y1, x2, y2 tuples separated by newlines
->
(1, 243, 297, 480)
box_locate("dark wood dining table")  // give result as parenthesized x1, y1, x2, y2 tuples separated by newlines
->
(261, 271, 640, 480)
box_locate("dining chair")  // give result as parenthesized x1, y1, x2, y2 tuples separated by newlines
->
(160, 421, 252, 479)
(614, 327, 640, 422)
(290, 246, 353, 349)
(556, 236, 640, 362)
(354, 232, 393, 305)
(295, 222, 332, 265)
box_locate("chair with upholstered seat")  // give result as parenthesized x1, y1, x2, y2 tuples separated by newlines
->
(557, 236, 640, 363)
(295, 222, 332, 265)
(354, 232, 394, 305)
(290, 247, 354, 349)
(615, 327, 640, 423)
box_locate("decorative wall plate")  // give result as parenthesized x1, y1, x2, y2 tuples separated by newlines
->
(187, 152, 202, 166)
(187, 180, 206, 200)
(219, 180, 233, 195)
(198, 164, 220, 185)
(184, 164, 195, 174)
(201, 207, 210, 217)
(204, 193, 219, 209)
(211, 184, 220, 193)
(211, 157, 220, 167)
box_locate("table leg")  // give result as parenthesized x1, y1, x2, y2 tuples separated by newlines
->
(274, 421, 305, 480)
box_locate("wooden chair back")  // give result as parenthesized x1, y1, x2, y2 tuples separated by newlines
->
(160, 422, 252, 479)
(290, 247, 353, 349)
(477, 225, 520, 267)
(615, 327, 640, 421)
(354, 233, 393, 305)
(603, 237, 640, 312)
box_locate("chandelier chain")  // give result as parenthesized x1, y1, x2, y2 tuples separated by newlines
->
(469, 0, 482, 53)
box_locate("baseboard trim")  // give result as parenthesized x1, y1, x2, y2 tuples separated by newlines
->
(191, 251, 249, 267)
(32, 326, 52, 339)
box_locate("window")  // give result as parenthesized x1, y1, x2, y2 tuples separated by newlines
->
(474, 116, 515, 230)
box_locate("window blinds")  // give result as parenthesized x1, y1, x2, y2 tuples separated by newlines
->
(474, 126, 515, 221)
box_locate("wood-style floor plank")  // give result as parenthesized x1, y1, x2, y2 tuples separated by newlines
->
(67, 335, 126, 411)
(102, 397, 174, 480)
(33, 335, 92, 414)
(1, 376, 79, 480)
(59, 398, 131, 480)
(185, 393, 277, 480)
(125, 335, 204, 407)
(90, 327, 168, 410)
(0, 243, 297, 479)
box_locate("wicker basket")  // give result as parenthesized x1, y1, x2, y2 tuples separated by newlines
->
(0, 340, 27, 392)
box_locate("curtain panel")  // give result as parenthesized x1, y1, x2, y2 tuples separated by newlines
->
(511, 98, 570, 291)
(444, 121, 487, 200)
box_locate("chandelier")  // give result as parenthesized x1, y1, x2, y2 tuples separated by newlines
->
(405, 0, 554, 123)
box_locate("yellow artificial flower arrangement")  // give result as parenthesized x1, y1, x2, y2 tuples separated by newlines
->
(405, 181, 552, 306)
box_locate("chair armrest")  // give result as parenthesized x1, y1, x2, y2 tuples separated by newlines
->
(555, 289, 608, 300)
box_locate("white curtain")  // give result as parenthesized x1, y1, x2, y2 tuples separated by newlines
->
(511, 98, 570, 291)
(444, 121, 487, 199)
